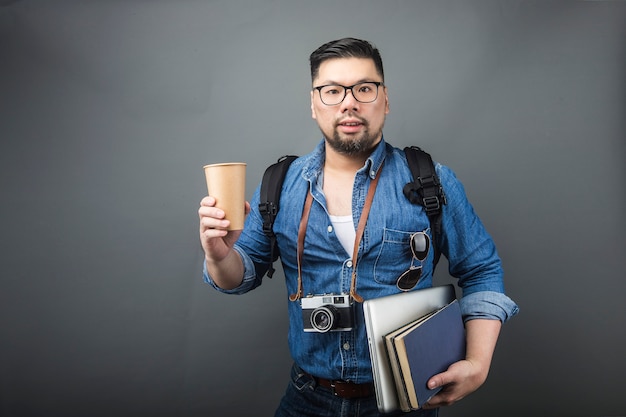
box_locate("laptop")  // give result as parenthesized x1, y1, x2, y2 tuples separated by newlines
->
(363, 284, 456, 413)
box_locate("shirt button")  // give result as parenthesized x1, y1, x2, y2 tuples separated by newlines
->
(346, 260, 353, 268)
(343, 342, 350, 351)
(327, 225, 333, 233)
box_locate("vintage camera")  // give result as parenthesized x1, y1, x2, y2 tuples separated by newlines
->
(301, 294, 355, 333)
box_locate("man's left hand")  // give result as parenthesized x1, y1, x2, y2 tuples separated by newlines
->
(421, 358, 488, 409)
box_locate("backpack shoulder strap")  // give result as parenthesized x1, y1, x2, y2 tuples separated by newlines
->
(402, 146, 447, 265)
(259, 155, 298, 278)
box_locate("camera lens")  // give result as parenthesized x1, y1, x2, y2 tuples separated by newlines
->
(310, 306, 337, 333)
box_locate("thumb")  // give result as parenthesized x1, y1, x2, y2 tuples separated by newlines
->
(427, 371, 449, 390)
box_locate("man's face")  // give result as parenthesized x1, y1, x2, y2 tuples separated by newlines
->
(310, 57, 389, 157)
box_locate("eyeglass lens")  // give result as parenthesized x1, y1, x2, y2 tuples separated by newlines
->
(410, 232, 430, 261)
(396, 267, 422, 291)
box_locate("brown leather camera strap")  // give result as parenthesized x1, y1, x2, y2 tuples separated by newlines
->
(290, 191, 313, 301)
(289, 163, 383, 302)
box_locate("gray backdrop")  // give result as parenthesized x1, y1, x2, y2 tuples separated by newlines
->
(1, 1, 625, 416)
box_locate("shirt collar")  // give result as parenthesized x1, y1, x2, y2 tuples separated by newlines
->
(303, 137, 388, 181)
(364, 137, 387, 179)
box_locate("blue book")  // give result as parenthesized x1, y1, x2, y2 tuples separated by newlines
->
(387, 299, 466, 410)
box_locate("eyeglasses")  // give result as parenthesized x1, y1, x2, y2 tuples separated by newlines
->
(313, 82, 383, 106)
(396, 231, 430, 291)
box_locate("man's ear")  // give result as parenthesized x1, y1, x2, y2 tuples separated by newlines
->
(384, 86, 390, 115)
(310, 90, 317, 120)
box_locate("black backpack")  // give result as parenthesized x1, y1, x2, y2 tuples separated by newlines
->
(258, 147, 446, 278)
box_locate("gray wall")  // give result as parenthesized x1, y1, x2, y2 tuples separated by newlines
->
(1, 1, 624, 416)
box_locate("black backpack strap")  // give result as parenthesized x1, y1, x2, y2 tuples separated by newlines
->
(259, 155, 298, 278)
(402, 146, 447, 265)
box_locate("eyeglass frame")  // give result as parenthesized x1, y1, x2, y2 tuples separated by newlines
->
(313, 81, 384, 106)
(396, 230, 431, 292)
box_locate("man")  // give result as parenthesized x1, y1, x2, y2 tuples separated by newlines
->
(199, 38, 518, 417)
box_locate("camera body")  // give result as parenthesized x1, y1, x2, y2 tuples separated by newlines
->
(301, 294, 355, 333)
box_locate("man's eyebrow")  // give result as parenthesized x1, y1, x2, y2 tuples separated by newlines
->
(315, 78, 380, 86)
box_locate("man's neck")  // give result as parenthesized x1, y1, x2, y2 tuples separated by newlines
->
(322, 147, 360, 216)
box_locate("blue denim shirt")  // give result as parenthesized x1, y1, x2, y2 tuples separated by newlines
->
(205, 138, 519, 383)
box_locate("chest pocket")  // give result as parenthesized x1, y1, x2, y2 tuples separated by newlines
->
(373, 228, 419, 285)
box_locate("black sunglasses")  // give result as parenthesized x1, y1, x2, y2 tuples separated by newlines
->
(396, 231, 430, 291)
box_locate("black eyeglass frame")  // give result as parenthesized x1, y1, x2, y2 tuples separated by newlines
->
(313, 81, 384, 106)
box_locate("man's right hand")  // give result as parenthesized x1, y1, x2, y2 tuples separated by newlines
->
(198, 196, 250, 289)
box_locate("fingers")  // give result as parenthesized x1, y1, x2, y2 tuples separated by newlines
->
(199, 196, 229, 240)
(422, 360, 481, 409)
(199, 197, 250, 227)
(199, 195, 214, 207)
(421, 371, 453, 408)
(199, 208, 230, 231)
(423, 388, 456, 409)
(199, 196, 227, 225)
(198, 196, 251, 244)
(427, 373, 448, 391)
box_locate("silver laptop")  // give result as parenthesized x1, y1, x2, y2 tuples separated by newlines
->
(363, 284, 456, 413)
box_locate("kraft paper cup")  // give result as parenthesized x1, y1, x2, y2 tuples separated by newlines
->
(203, 162, 246, 230)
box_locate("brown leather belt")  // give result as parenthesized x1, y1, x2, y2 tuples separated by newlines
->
(310, 374, 375, 399)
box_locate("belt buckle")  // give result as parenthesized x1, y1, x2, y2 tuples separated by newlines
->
(330, 380, 360, 398)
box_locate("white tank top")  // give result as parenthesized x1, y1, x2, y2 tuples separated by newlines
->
(328, 214, 356, 255)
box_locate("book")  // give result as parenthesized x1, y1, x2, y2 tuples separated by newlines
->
(384, 299, 465, 411)
(384, 308, 439, 411)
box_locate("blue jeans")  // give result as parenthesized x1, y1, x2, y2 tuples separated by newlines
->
(274, 364, 438, 417)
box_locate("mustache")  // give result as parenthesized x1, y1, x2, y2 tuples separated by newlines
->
(335, 113, 368, 126)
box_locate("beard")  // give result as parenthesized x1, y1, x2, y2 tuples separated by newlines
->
(322, 114, 384, 157)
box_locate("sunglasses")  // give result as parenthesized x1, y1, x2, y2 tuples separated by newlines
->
(396, 231, 430, 291)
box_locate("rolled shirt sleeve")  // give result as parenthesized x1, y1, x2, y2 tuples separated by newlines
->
(460, 290, 519, 323)
(203, 245, 260, 294)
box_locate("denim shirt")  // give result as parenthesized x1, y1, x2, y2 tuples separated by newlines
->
(204, 138, 519, 383)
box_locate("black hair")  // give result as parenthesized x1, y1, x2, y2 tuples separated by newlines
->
(309, 37, 384, 83)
